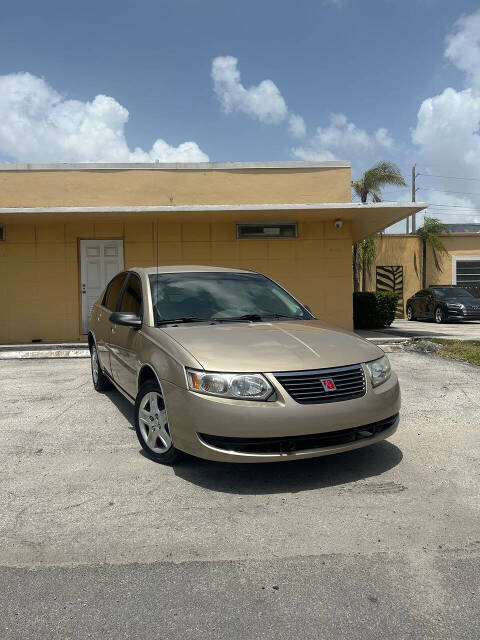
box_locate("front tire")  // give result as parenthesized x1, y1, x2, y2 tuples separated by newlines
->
(406, 305, 415, 321)
(135, 381, 183, 464)
(435, 306, 447, 324)
(91, 343, 112, 391)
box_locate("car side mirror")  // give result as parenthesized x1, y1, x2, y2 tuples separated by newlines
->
(109, 312, 142, 329)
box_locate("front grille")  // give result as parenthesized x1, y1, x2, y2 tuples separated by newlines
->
(274, 364, 366, 404)
(463, 308, 480, 318)
(199, 414, 398, 454)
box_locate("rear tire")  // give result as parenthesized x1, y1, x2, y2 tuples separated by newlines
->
(135, 381, 184, 465)
(435, 306, 446, 324)
(406, 305, 415, 321)
(91, 343, 112, 391)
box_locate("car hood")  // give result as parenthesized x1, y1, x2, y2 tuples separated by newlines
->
(158, 319, 383, 372)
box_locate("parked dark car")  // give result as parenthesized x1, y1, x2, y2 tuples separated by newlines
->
(406, 286, 480, 323)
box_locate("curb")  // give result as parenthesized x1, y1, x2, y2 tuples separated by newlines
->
(0, 349, 90, 360)
(364, 337, 409, 344)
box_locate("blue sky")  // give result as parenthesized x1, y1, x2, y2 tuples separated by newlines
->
(1, 0, 480, 228)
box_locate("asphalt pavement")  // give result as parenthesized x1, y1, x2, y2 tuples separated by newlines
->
(0, 352, 479, 639)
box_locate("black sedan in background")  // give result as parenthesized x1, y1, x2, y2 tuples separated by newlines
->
(406, 286, 480, 323)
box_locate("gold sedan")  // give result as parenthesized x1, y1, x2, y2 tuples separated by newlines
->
(88, 266, 400, 464)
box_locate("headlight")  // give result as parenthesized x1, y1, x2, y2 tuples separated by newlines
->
(366, 355, 391, 388)
(447, 303, 464, 309)
(186, 368, 274, 401)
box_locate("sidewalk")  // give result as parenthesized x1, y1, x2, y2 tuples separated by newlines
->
(0, 342, 89, 359)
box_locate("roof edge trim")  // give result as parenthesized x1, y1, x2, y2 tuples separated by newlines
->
(0, 161, 350, 172)
(0, 202, 427, 214)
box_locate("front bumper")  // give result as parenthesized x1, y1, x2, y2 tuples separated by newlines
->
(162, 368, 401, 463)
(446, 307, 480, 320)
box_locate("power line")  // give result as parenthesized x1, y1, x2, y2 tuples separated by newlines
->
(418, 187, 480, 197)
(425, 212, 480, 217)
(420, 214, 480, 220)
(426, 203, 480, 210)
(418, 171, 480, 183)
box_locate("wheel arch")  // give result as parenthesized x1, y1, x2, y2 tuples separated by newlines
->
(137, 364, 162, 394)
(87, 331, 95, 353)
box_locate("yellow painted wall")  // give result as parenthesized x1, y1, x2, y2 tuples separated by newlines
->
(0, 166, 351, 208)
(366, 234, 480, 317)
(0, 215, 353, 343)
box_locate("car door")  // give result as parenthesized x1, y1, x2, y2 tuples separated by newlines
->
(424, 290, 437, 319)
(102, 272, 128, 376)
(415, 290, 429, 318)
(110, 273, 144, 399)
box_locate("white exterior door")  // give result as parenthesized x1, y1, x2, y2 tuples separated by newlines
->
(80, 239, 124, 334)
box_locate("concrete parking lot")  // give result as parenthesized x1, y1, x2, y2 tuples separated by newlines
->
(357, 318, 480, 341)
(1, 352, 479, 639)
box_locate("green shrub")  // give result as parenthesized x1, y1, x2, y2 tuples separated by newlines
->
(353, 291, 399, 329)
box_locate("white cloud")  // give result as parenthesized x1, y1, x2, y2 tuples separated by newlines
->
(288, 113, 307, 138)
(445, 9, 480, 90)
(0, 72, 209, 163)
(412, 10, 480, 222)
(292, 112, 394, 161)
(211, 56, 305, 137)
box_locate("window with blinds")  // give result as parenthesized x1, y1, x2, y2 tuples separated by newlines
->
(456, 259, 480, 284)
(236, 223, 297, 239)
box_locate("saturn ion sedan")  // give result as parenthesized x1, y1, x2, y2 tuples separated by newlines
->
(88, 266, 400, 464)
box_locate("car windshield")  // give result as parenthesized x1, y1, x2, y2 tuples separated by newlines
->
(149, 272, 312, 324)
(432, 287, 473, 299)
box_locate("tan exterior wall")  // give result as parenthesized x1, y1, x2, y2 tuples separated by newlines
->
(366, 234, 480, 317)
(0, 166, 351, 208)
(0, 216, 353, 343)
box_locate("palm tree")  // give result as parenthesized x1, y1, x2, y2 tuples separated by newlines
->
(351, 161, 407, 291)
(352, 161, 407, 204)
(416, 216, 449, 288)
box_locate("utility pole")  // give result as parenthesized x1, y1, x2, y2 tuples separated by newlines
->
(411, 164, 417, 233)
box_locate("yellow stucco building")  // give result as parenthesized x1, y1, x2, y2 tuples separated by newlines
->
(367, 230, 480, 317)
(0, 161, 424, 342)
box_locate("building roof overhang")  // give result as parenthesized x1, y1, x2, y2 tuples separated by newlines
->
(0, 201, 427, 242)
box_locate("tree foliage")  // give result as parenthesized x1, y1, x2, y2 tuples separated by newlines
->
(351, 161, 406, 203)
(351, 161, 406, 291)
(416, 216, 449, 286)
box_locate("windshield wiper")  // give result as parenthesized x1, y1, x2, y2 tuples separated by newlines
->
(261, 313, 303, 320)
(215, 313, 303, 323)
(156, 317, 210, 326)
(214, 314, 264, 322)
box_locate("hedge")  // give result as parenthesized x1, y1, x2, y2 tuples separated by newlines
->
(353, 291, 399, 329)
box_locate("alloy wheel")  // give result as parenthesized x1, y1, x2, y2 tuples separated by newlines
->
(138, 391, 172, 453)
(435, 308, 444, 323)
(91, 347, 99, 384)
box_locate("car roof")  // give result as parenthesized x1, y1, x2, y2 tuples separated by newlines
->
(430, 285, 465, 290)
(128, 265, 255, 275)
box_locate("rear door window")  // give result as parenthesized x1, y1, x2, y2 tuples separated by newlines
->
(119, 274, 143, 316)
(103, 273, 127, 311)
